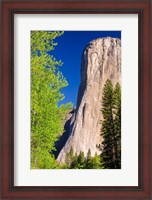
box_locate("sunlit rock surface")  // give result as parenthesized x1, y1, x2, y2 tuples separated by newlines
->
(57, 37, 121, 163)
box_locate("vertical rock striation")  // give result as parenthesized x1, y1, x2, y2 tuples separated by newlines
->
(57, 37, 121, 163)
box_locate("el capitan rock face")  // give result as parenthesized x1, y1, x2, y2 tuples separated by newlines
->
(57, 37, 121, 163)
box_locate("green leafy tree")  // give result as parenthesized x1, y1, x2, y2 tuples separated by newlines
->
(100, 80, 121, 169)
(31, 31, 72, 169)
(90, 154, 102, 169)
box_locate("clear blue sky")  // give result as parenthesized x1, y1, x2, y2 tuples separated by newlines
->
(50, 31, 121, 107)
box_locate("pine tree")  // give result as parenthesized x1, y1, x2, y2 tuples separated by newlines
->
(69, 146, 74, 159)
(77, 151, 85, 169)
(65, 149, 102, 169)
(100, 80, 121, 169)
(70, 153, 79, 169)
(113, 83, 121, 168)
(85, 149, 92, 168)
(87, 149, 91, 160)
(31, 31, 72, 169)
(65, 146, 74, 168)
(101, 80, 115, 169)
(65, 152, 71, 168)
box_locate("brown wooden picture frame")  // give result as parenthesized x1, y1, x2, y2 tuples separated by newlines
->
(1, 0, 151, 199)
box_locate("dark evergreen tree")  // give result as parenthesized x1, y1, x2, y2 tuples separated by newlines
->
(65, 146, 75, 168)
(69, 146, 74, 159)
(77, 151, 85, 169)
(113, 83, 121, 168)
(100, 79, 121, 169)
(70, 153, 79, 169)
(87, 149, 91, 160)
(65, 152, 71, 168)
(85, 149, 92, 168)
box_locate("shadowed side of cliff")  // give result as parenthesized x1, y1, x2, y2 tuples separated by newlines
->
(53, 108, 76, 158)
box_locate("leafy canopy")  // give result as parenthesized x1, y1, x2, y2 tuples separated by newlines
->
(31, 31, 72, 169)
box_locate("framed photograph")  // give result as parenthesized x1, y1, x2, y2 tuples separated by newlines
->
(1, 0, 151, 199)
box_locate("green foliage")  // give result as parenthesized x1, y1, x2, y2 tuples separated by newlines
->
(113, 83, 121, 168)
(85, 151, 102, 169)
(69, 146, 74, 158)
(100, 80, 121, 169)
(65, 148, 102, 169)
(70, 154, 79, 169)
(85, 149, 92, 168)
(77, 151, 85, 169)
(65, 146, 74, 168)
(90, 154, 102, 169)
(31, 31, 64, 53)
(31, 31, 72, 169)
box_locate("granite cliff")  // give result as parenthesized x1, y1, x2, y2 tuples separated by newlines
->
(57, 37, 121, 163)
